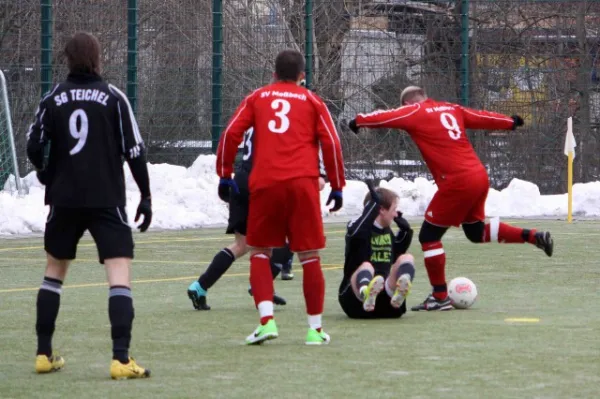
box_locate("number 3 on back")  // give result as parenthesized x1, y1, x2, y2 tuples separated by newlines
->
(440, 112, 461, 140)
(268, 99, 291, 134)
(69, 109, 89, 155)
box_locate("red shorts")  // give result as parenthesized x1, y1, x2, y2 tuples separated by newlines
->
(425, 171, 489, 227)
(246, 177, 325, 252)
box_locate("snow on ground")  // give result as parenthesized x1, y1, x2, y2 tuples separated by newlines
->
(1, 154, 598, 236)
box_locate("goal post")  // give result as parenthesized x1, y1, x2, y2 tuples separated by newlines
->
(0, 69, 22, 194)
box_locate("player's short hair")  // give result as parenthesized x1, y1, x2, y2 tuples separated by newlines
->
(363, 186, 399, 210)
(400, 86, 427, 105)
(275, 49, 305, 82)
(64, 32, 102, 75)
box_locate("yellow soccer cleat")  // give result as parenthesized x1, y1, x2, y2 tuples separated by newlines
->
(110, 357, 151, 380)
(35, 354, 65, 373)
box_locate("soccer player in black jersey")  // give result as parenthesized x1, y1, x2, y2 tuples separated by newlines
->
(26, 32, 151, 379)
(186, 126, 327, 310)
(338, 184, 416, 319)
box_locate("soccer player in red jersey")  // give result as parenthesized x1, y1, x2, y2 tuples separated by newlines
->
(216, 49, 346, 344)
(349, 86, 553, 311)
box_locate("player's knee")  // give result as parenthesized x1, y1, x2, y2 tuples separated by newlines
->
(229, 234, 249, 258)
(358, 261, 374, 272)
(298, 250, 319, 262)
(462, 222, 485, 243)
(397, 253, 414, 265)
(418, 221, 447, 244)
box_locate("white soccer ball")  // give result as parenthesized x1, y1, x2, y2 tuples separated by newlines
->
(448, 277, 478, 309)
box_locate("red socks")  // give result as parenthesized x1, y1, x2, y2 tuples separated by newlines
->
(301, 257, 325, 317)
(249, 253, 274, 325)
(421, 241, 447, 300)
(484, 219, 537, 244)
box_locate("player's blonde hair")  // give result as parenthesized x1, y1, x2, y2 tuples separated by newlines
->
(400, 86, 427, 105)
(363, 187, 398, 210)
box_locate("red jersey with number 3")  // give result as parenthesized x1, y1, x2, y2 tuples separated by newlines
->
(216, 82, 345, 191)
(355, 98, 515, 182)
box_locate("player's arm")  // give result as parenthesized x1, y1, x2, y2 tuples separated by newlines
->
(26, 98, 52, 171)
(351, 104, 420, 132)
(460, 106, 523, 131)
(312, 95, 345, 191)
(392, 215, 413, 260)
(109, 84, 152, 232)
(216, 95, 255, 179)
(109, 85, 151, 199)
(347, 201, 380, 239)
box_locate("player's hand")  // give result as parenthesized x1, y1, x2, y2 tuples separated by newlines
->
(36, 170, 47, 185)
(348, 119, 359, 134)
(218, 177, 239, 203)
(326, 190, 343, 212)
(393, 215, 411, 232)
(135, 196, 152, 232)
(511, 115, 524, 129)
(318, 176, 326, 191)
(366, 180, 381, 204)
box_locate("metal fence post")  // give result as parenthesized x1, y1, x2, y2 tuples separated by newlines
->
(460, 0, 470, 106)
(305, 0, 314, 88)
(127, 0, 138, 114)
(41, 0, 52, 96)
(211, 0, 223, 153)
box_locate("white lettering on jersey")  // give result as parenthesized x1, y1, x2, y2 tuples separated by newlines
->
(260, 90, 306, 101)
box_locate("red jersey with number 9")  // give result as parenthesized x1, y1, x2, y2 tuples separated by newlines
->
(216, 81, 345, 191)
(355, 98, 515, 183)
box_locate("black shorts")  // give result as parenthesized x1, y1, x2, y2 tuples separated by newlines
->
(44, 206, 134, 264)
(226, 170, 249, 235)
(338, 282, 407, 319)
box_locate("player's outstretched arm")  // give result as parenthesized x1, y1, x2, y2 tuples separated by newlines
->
(350, 103, 421, 133)
(461, 106, 524, 131)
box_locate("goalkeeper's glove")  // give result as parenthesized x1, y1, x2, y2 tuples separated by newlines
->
(393, 215, 414, 255)
(326, 190, 343, 212)
(511, 115, 524, 129)
(218, 177, 239, 203)
(135, 196, 153, 232)
(349, 119, 359, 134)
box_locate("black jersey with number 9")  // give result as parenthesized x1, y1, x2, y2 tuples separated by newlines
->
(26, 73, 145, 208)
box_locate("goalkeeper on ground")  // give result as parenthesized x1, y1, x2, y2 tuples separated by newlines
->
(338, 184, 415, 319)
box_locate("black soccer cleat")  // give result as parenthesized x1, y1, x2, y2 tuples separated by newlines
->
(534, 231, 553, 257)
(188, 289, 211, 310)
(411, 294, 453, 311)
(247, 288, 287, 306)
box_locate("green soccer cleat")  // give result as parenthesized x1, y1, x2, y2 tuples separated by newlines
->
(361, 275, 385, 312)
(245, 319, 279, 345)
(390, 273, 412, 309)
(305, 328, 331, 345)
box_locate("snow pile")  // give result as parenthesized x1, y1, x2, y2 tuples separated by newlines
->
(1, 154, 598, 235)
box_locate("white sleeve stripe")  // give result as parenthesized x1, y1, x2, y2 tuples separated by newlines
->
(116, 102, 126, 152)
(357, 104, 420, 126)
(108, 84, 143, 145)
(42, 84, 60, 101)
(347, 202, 378, 237)
(462, 108, 513, 122)
(307, 91, 343, 186)
(218, 88, 260, 176)
(318, 115, 342, 188)
(39, 108, 47, 142)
